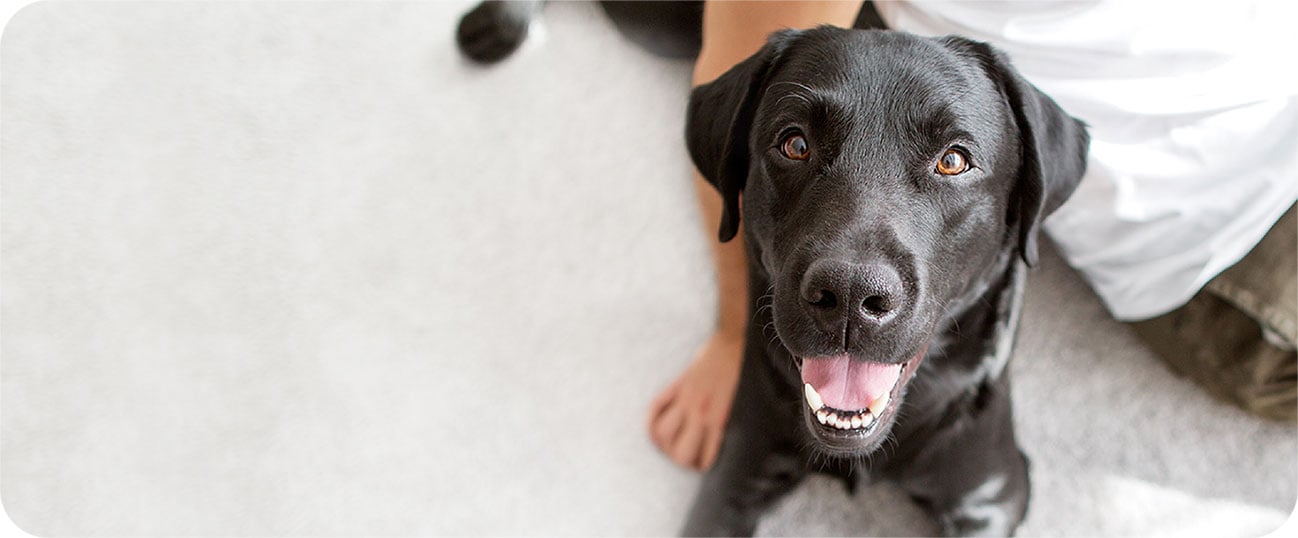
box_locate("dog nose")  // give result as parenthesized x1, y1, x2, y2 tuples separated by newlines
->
(801, 259, 905, 330)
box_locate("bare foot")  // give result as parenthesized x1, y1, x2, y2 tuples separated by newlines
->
(648, 331, 743, 470)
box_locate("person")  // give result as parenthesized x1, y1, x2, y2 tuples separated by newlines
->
(648, 0, 1298, 471)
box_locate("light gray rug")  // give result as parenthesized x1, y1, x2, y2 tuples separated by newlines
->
(2, 2, 1293, 536)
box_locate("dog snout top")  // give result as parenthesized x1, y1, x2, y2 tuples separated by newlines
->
(801, 258, 906, 334)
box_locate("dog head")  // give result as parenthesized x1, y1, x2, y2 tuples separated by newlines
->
(687, 28, 1087, 455)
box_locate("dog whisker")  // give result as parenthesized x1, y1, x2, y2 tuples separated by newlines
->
(765, 81, 817, 106)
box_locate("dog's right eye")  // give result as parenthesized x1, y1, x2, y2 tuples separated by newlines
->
(936, 147, 971, 176)
(781, 134, 811, 161)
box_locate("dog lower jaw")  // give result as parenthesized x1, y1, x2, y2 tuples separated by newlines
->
(806, 369, 896, 431)
(798, 343, 930, 456)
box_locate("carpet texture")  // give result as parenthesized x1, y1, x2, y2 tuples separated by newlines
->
(2, 2, 1293, 536)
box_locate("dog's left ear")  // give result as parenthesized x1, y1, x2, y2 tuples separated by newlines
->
(686, 29, 802, 243)
(942, 36, 1090, 267)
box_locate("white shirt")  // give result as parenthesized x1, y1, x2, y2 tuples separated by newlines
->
(877, 0, 1298, 320)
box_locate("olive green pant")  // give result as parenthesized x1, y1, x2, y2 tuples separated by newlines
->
(1131, 204, 1297, 422)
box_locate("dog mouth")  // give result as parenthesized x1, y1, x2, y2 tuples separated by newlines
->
(796, 342, 929, 453)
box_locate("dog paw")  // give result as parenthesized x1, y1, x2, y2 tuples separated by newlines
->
(455, 1, 537, 64)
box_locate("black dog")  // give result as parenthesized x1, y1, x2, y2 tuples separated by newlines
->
(681, 26, 1088, 536)
(456, 5, 1088, 537)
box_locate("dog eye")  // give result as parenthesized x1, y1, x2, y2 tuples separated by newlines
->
(936, 148, 970, 175)
(781, 134, 810, 161)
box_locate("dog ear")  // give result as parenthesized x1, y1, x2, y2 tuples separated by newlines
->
(942, 36, 1090, 266)
(686, 30, 802, 243)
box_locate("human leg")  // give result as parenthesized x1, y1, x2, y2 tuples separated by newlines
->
(1130, 204, 1297, 421)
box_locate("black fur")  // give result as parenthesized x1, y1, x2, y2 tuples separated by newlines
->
(681, 27, 1087, 536)
(453, 5, 1089, 536)
(456, 0, 542, 64)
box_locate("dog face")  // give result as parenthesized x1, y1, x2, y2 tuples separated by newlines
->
(687, 28, 1087, 456)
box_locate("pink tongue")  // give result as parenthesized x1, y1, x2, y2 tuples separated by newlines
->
(801, 355, 900, 411)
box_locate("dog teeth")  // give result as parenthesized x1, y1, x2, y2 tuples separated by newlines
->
(804, 383, 824, 411)
(868, 393, 890, 417)
(813, 408, 877, 431)
(860, 412, 875, 428)
(806, 372, 900, 431)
